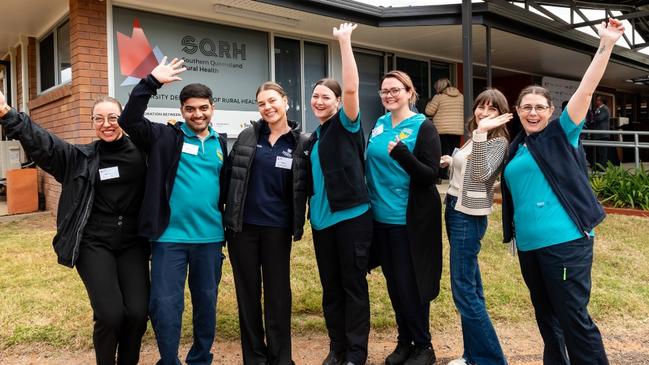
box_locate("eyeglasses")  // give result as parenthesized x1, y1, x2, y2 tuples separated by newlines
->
(92, 114, 120, 125)
(518, 105, 550, 114)
(378, 87, 406, 97)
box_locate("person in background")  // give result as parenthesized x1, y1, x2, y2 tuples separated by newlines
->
(366, 70, 442, 365)
(224, 81, 308, 365)
(442, 89, 512, 365)
(425, 78, 464, 182)
(501, 18, 624, 365)
(119, 57, 228, 365)
(307, 23, 373, 365)
(591, 95, 610, 170)
(0, 92, 149, 365)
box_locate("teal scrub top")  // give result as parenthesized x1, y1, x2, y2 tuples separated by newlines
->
(504, 108, 592, 251)
(156, 123, 225, 243)
(309, 109, 369, 230)
(366, 112, 426, 225)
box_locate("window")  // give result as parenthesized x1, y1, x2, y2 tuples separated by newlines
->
(39, 20, 71, 92)
(396, 57, 429, 113)
(274, 37, 328, 133)
(355, 50, 384, 137)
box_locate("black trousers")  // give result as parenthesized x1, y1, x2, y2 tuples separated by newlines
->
(312, 210, 373, 365)
(374, 222, 431, 348)
(518, 236, 608, 365)
(439, 134, 461, 179)
(228, 224, 293, 365)
(76, 216, 150, 365)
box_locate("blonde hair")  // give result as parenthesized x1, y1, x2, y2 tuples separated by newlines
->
(92, 96, 122, 114)
(381, 70, 418, 106)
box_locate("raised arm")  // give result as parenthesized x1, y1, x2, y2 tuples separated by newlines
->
(567, 19, 624, 124)
(0, 91, 76, 182)
(471, 113, 513, 181)
(334, 23, 360, 122)
(118, 57, 186, 150)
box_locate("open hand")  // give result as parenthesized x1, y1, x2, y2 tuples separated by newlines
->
(151, 57, 186, 84)
(598, 18, 624, 44)
(333, 23, 357, 41)
(476, 113, 513, 134)
(440, 155, 452, 168)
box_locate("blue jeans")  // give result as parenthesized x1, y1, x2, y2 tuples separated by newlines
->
(445, 196, 507, 365)
(150, 242, 224, 365)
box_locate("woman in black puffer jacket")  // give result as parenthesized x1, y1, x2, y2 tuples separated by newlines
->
(223, 81, 308, 365)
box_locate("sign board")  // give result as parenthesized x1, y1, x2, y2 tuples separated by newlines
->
(112, 7, 269, 136)
(541, 76, 579, 121)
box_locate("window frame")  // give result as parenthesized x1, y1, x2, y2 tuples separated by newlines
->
(37, 17, 71, 94)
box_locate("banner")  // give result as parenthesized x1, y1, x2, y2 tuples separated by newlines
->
(112, 7, 269, 136)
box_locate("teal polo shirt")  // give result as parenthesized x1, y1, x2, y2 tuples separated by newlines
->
(309, 109, 369, 230)
(155, 123, 225, 243)
(504, 108, 593, 251)
(366, 112, 425, 225)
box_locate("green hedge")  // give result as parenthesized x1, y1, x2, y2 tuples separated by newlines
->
(590, 162, 649, 211)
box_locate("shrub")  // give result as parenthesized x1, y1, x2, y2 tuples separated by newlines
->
(590, 162, 649, 210)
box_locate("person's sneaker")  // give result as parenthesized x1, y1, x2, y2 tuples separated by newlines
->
(404, 346, 436, 365)
(322, 350, 345, 365)
(447, 358, 468, 365)
(385, 341, 415, 365)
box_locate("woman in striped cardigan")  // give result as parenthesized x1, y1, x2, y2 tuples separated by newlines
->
(442, 89, 512, 365)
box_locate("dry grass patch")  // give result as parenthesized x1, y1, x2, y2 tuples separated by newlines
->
(1, 208, 648, 351)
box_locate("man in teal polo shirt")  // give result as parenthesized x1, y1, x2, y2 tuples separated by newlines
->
(118, 57, 228, 365)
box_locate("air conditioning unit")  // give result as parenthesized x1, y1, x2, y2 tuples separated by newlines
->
(0, 140, 25, 180)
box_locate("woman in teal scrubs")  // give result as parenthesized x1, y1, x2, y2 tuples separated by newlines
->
(501, 19, 624, 365)
(366, 70, 441, 365)
(307, 23, 372, 365)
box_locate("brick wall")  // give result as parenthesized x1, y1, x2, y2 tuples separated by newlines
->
(25, 0, 108, 212)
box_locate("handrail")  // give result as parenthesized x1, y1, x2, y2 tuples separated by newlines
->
(580, 129, 649, 169)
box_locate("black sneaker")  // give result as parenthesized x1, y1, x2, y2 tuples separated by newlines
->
(322, 350, 345, 365)
(404, 346, 436, 365)
(385, 341, 415, 365)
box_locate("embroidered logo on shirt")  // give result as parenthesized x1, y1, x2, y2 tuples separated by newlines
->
(399, 128, 413, 140)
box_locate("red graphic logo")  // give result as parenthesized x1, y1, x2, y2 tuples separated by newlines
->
(116, 19, 163, 86)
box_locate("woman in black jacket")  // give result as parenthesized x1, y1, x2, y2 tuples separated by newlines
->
(224, 81, 308, 365)
(0, 92, 148, 365)
(365, 70, 442, 365)
(307, 23, 373, 365)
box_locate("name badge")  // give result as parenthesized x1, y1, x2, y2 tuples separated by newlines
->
(182, 142, 199, 155)
(99, 166, 120, 181)
(371, 124, 384, 138)
(275, 156, 293, 170)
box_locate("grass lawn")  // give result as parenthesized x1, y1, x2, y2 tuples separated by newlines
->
(1, 207, 648, 351)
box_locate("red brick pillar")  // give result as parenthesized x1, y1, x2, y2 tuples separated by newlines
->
(69, 0, 109, 145)
(27, 0, 109, 211)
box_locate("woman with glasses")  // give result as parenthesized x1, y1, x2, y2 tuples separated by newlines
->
(306, 23, 372, 365)
(442, 89, 512, 365)
(0, 93, 148, 365)
(501, 19, 624, 365)
(365, 70, 441, 365)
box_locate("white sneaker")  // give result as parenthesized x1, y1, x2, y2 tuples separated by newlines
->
(447, 358, 468, 365)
